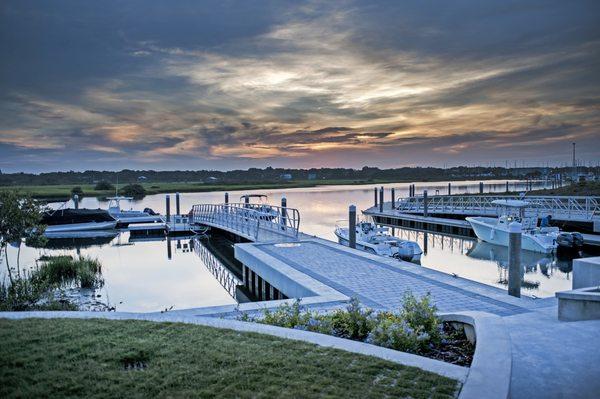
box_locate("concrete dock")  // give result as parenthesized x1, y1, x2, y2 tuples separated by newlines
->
(188, 202, 600, 398)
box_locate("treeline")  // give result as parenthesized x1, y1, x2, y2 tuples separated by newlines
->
(0, 166, 591, 186)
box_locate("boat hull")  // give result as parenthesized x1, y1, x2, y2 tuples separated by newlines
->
(45, 221, 117, 233)
(466, 217, 556, 253)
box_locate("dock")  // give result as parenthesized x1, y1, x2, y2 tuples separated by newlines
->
(188, 200, 600, 399)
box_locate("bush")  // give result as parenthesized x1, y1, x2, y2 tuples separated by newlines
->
(243, 292, 444, 356)
(120, 184, 146, 198)
(71, 186, 84, 197)
(94, 181, 115, 191)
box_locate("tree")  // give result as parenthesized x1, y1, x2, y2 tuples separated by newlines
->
(120, 184, 146, 198)
(94, 181, 115, 191)
(0, 191, 47, 283)
(71, 186, 84, 197)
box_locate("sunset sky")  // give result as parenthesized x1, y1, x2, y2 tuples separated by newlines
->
(1, 0, 599, 172)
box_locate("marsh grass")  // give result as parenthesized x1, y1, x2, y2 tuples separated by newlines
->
(0, 318, 459, 398)
(0, 256, 103, 311)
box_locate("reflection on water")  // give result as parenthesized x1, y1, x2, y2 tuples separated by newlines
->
(1, 179, 577, 310)
(393, 228, 581, 298)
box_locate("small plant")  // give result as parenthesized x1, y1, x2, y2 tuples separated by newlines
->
(329, 298, 375, 340)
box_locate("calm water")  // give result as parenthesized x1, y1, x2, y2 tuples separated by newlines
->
(1, 179, 581, 311)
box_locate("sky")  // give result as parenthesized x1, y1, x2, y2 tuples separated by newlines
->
(1, 0, 599, 173)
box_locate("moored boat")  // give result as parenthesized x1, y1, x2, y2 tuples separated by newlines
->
(466, 200, 558, 253)
(335, 221, 422, 262)
(41, 208, 117, 233)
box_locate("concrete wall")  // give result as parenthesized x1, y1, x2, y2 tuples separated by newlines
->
(573, 257, 600, 289)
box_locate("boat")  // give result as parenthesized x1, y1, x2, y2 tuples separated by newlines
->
(466, 200, 559, 253)
(41, 208, 117, 233)
(106, 196, 161, 226)
(239, 194, 279, 220)
(334, 220, 422, 262)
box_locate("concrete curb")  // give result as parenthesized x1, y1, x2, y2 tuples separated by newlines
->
(440, 312, 512, 399)
(0, 310, 468, 382)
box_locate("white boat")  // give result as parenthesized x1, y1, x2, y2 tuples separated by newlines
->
(466, 200, 559, 253)
(335, 221, 422, 262)
(42, 208, 117, 233)
(240, 194, 279, 220)
(106, 196, 162, 225)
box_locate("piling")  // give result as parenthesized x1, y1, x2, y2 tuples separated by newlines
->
(423, 190, 428, 217)
(374, 187, 378, 207)
(391, 188, 395, 209)
(479, 181, 484, 194)
(379, 186, 384, 213)
(244, 195, 250, 205)
(506, 181, 509, 193)
(448, 182, 451, 196)
(73, 194, 79, 210)
(281, 197, 287, 228)
(166, 236, 172, 260)
(165, 195, 171, 222)
(349, 205, 356, 249)
(224, 192, 229, 204)
(508, 221, 522, 298)
(175, 192, 180, 215)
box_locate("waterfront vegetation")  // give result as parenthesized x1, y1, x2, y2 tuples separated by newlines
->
(240, 293, 474, 366)
(0, 318, 459, 398)
(529, 180, 600, 196)
(0, 255, 103, 311)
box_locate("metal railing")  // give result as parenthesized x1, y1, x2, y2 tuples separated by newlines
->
(191, 202, 300, 241)
(193, 239, 241, 299)
(392, 195, 600, 221)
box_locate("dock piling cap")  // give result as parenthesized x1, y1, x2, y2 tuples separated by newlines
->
(509, 221, 522, 233)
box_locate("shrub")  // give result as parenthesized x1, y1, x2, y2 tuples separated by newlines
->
(120, 184, 146, 198)
(246, 292, 444, 356)
(94, 181, 115, 191)
(71, 186, 84, 196)
(329, 297, 375, 340)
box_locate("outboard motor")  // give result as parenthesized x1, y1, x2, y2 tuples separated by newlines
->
(143, 207, 158, 215)
(556, 232, 584, 249)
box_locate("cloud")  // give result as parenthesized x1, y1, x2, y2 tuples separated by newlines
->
(0, 0, 599, 172)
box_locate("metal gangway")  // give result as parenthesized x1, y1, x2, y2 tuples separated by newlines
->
(193, 239, 241, 299)
(392, 195, 600, 222)
(191, 202, 300, 242)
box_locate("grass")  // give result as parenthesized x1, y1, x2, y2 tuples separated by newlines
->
(528, 181, 600, 196)
(0, 177, 496, 199)
(0, 318, 459, 398)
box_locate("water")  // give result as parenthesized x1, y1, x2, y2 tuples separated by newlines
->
(1, 179, 581, 311)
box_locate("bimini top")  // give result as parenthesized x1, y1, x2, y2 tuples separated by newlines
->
(491, 199, 530, 208)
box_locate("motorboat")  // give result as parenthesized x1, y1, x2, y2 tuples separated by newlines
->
(466, 200, 559, 253)
(239, 194, 279, 220)
(334, 221, 422, 262)
(106, 196, 161, 225)
(41, 208, 117, 233)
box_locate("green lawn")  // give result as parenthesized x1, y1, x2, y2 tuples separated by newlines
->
(0, 318, 459, 398)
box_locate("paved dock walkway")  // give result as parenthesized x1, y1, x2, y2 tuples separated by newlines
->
(259, 240, 532, 316)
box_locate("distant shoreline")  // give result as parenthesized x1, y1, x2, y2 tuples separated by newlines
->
(0, 177, 536, 200)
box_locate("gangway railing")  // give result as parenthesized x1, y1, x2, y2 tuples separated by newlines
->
(193, 239, 241, 299)
(191, 202, 300, 241)
(392, 195, 600, 221)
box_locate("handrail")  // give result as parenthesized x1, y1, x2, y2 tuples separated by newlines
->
(190, 202, 300, 240)
(193, 239, 241, 299)
(389, 195, 600, 220)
